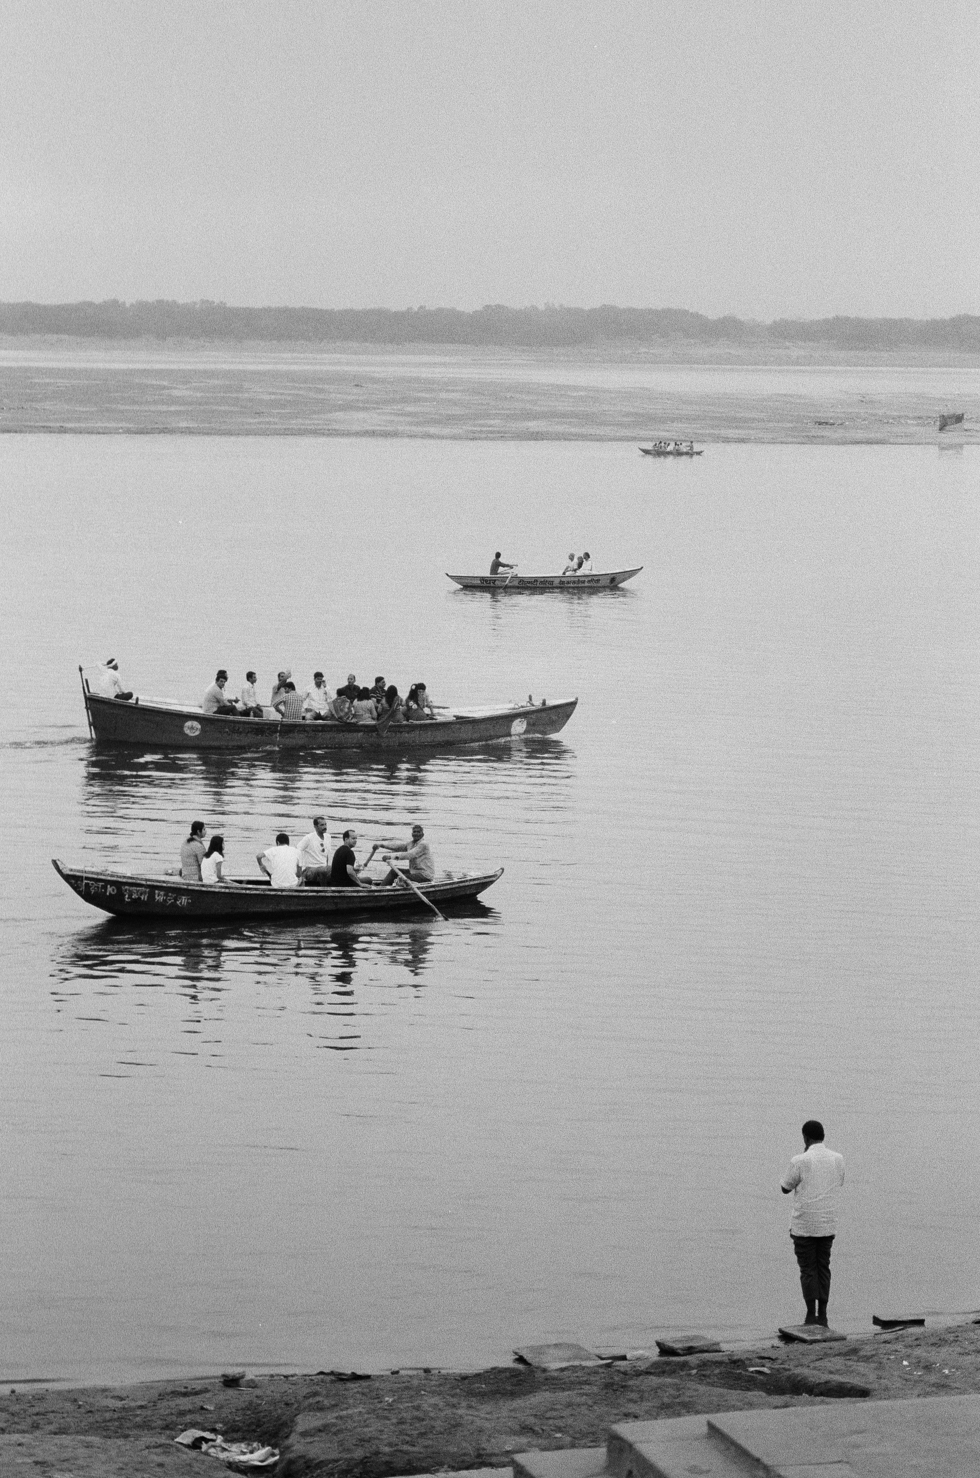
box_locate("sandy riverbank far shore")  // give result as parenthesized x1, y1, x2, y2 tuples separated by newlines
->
(5, 1321, 980, 1476)
(0, 341, 977, 442)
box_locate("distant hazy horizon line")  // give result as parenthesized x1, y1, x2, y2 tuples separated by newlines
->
(3, 299, 980, 327)
(2, 301, 978, 353)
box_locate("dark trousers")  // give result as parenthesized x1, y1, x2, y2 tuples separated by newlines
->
(792, 1234, 834, 1309)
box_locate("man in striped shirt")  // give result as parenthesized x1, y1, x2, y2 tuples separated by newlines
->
(781, 1119, 845, 1328)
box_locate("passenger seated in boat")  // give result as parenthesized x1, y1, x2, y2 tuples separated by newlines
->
(378, 684, 405, 723)
(180, 820, 207, 882)
(562, 553, 578, 574)
(404, 682, 435, 720)
(336, 673, 360, 702)
(298, 815, 333, 885)
(201, 835, 226, 884)
(578, 551, 592, 572)
(202, 670, 241, 716)
(380, 824, 436, 886)
(257, 832, 301, 888)
(275, 682, 304, 721)
(329, 828, 372, 888)
(328, 692, 355, 721)
(270, 671, 292, 707)
(370, 675, 387, 705)
(490, 550, 515, 575)
(302, 671, 332, 720)
(94, 657, 134, 701)
(352, 688, 378, 724)
(239, 671, 263, 717)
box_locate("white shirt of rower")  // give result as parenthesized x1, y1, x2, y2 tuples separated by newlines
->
(262, 843, 301, 888)
(94, 664, 125, 698)
(240, 680, 259, 709)
(298, 827, 333, 870)
(579, 557, 592, 572)
(302, 682, 333, 717)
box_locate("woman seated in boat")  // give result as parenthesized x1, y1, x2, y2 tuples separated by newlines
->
(201, 835, 226, 884)
(378, 684, 405, 723)
(327, 692, 355, 722)
(404, 682, 436, 721)
(352, 687, 378, 724)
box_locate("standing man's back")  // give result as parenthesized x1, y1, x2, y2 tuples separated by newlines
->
(781, 1120, 844, 1327)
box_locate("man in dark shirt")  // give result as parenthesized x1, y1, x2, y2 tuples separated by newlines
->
(329, 829, 371, 887)
(490, 551, 514, 575)
(370, 676, 387, 704)
(336, 673, 360, 701)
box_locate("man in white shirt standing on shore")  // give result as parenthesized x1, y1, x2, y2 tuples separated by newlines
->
(780, 1119, 845, 1328)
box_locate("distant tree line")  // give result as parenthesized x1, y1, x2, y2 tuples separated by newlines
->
(0, 298, 978, 350)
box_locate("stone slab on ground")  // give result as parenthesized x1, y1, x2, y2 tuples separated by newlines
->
(655, 1338, 723, 1357)
(514, 1344, 603, 1370)
(778, 1324, 847, 1343)
(710, 1395, 980, 1476)
(872, 1315, 925, 1329)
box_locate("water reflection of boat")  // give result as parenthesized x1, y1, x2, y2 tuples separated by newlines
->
(53, 859, 503, 921)
(81, 680, 577, 753)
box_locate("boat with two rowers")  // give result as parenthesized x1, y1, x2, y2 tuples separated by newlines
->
(447, 566, 641, 591)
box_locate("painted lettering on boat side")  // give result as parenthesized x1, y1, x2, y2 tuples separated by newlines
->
(122, 886, 150, 902)
(479, 576, 604, 588)
(153, 889, 191, 906)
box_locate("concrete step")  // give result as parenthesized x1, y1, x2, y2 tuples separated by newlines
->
(512, 1447, 607, 1478)
(609, 1416, 757, 1478)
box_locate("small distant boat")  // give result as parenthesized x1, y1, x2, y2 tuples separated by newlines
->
(938, 412, 965, 432)
(447, 567, 641, 591)
(640, 441, 702, 457)
(53, 859, 504, 921)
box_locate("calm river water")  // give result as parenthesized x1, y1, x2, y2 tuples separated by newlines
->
(2, 431, 980, 1383)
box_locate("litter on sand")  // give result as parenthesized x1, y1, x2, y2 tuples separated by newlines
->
(174, 1428, 279, 1469)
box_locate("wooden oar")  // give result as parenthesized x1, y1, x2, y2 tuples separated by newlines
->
(503, 563, 519, 586)
(384, 856, 446, 920)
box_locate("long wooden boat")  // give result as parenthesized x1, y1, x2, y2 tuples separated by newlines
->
(639, 445, 702, 457)
(447, 568, 641, 591)
(53, 859, 503, 920)
(81, 681, 577, 752)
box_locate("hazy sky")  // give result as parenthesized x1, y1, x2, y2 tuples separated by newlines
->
(3, 0, 979, 318)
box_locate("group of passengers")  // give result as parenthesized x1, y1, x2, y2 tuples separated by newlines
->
(180, 817, 435, 890)
(650, 440, 695, 452)
(201, 670, 438, 724)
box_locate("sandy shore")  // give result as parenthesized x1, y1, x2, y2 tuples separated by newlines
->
(0, 341, 976, 442)
(5, 1321, 980, 1476)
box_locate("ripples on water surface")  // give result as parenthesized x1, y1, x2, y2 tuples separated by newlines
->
(2, 433, 980, 1382)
